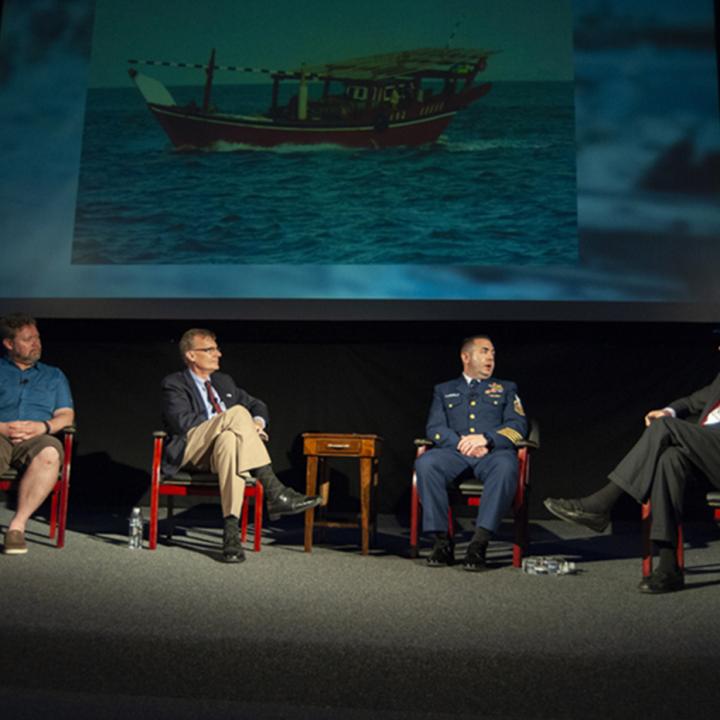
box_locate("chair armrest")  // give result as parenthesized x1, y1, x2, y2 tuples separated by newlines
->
(517, 418, 540, 450)
(414, 418, 540, 452)
(62, 425, 77, 436)
(153, 430, 168, 439)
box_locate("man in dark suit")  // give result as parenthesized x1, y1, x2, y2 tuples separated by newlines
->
(162, 328, 320, 563)
(415, 335, 528, 571)
(545, 370, 720, 594)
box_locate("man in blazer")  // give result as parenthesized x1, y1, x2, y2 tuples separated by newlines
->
(415, 335, 528, 571)
(545, 368, 720, 593)
(161, 328, 320, 563)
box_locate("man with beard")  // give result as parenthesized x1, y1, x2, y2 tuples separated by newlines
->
(0, 313, 74, 554)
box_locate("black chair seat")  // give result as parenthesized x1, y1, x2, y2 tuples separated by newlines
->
(707, 490, 720, 508)
(457, 479, 485, 495)
(162, 471, 257, 487)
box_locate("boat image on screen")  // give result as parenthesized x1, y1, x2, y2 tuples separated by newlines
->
(128, 47, 495, 150)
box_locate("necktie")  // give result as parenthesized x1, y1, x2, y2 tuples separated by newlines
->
(470, 379, 480, 389)
(204, 380, 223, 415)
(701, 399, 720, 426)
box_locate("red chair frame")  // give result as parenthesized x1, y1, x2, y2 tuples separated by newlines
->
(641, 501, 684, 578)
(641, 490, 720, 577)
(0, 426, 75, 548)
(708, 491, 720, 521)
(410, 421, 538, 568)
(149, 431, 263, 551)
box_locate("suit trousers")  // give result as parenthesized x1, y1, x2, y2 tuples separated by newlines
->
(415, 447, 518, 534)
(608, 417, 720, 542)
(182, 405, 271, 518)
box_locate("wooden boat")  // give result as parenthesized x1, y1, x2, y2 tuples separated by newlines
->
(128, 47, 495, 150)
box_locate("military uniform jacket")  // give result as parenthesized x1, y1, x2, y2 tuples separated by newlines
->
(426, 376, 528, 451)
(669, 372, 720, 424)
(161, 369, 269, 475)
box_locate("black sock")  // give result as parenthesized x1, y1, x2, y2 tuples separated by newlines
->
(654, 541, 679, 574)
(578, 482, 624, 513)
(471, 527, 491, 546)
(223, 515, 239, 530)
(253, 464, 285, 500)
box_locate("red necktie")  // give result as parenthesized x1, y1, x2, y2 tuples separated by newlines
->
(204, 380, 223, 415)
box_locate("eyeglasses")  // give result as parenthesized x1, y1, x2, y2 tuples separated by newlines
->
(192, 346, 221, 355)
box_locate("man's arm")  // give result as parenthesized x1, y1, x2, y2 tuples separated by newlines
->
(218, 374, 270, 428)
(425, 385, 460, 448)
(459, 383, 528, 454)
(161, 374, 204, 436)
(667, 380, 715, 420)
(644, 377, 720, 426)
(2, 407, 74, 445)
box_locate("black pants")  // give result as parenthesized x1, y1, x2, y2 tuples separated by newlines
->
(608, 417, 720, 542)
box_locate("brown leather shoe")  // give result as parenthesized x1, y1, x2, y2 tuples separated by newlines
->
(3, 529, 28, 555)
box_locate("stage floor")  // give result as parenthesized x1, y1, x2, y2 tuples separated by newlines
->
(2, 505, 720, 719)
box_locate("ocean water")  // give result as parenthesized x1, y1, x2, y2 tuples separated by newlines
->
(72, 81, 577, 265)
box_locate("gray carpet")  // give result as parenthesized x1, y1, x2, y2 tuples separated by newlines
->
(2, 505, 720, 719)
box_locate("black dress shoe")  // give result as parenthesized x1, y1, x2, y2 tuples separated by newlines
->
(223, 531, 245, 563)
(638, 568, 684, 594)
(544, 497, 610, 533)
(267, 490, 322, 520)
(222, 517, 246, 564)
(426, 539, 454, 567)
(463, 541, 488, 572)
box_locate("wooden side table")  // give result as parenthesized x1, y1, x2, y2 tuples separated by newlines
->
(302, 433, 383, 555)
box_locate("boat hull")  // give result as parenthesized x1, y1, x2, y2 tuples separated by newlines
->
(148, 104, 460, 149)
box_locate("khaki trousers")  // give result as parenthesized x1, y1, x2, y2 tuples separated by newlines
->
(182, 406, 271, 517)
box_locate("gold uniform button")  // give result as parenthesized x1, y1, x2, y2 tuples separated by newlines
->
(469, 414, 476, 420)
(434, 433, 440, 440)
(448, 403, 454, 408)
(470, 400, 476, 406)
(469, 427, 476, 433)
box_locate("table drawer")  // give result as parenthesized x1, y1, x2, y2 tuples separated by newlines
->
(305, 437, 364, 455)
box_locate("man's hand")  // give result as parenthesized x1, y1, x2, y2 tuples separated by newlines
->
(5, 420, 46, 445)
(645, 409, 672, 427)
(254, 419, 269, 442)
(457, 434, 489, 458)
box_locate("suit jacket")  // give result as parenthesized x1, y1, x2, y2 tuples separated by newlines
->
(426, 376, 528, 451)
(669, 372, 720, 423)
(161, 369, 269, 475)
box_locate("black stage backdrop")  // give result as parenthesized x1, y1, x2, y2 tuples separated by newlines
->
(27, 318, 720, 524)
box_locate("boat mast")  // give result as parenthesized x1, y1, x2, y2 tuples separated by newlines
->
(298, 64, 308, 120)
(202, 48, 216, 112)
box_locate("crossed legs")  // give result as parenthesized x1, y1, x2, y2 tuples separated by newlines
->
(182, 405, 271, 517)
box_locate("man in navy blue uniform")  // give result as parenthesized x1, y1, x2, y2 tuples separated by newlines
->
(161, 328, 321, 563)
(0, 314, 74, 555)
(416, 335, 528, 570)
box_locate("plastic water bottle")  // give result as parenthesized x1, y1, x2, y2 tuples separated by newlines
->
(522, 556, 576, 575)
(128, 507, 143, 550)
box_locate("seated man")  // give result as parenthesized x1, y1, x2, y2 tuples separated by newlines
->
(415, 335, 528, 571)
(0, 313, 74, 555)
(161, 328, 321, 563)
(545, 357, 720, 594)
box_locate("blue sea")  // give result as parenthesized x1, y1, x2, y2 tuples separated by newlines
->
(72, 82, 577, 265)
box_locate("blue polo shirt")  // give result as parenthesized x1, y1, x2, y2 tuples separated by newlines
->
(0, 356, 73, 422)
